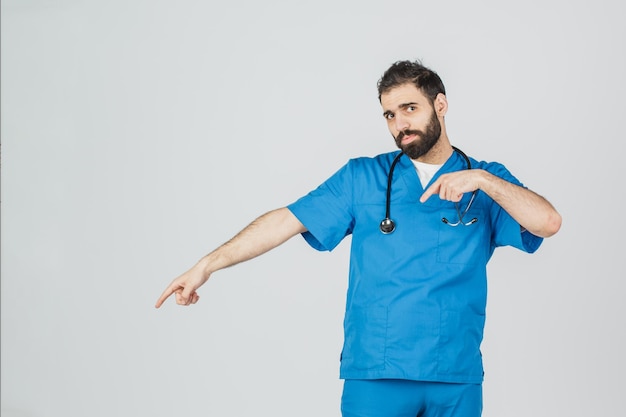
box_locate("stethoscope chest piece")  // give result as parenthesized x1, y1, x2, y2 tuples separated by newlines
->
(380, 218, 396, 234)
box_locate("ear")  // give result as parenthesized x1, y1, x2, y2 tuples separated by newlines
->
(434, 93, 448, 117)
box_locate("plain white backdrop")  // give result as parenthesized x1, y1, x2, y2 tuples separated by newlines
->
(2, 0, 624, 416)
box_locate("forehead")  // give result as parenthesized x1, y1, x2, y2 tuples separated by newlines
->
(380, 83, 430, 110)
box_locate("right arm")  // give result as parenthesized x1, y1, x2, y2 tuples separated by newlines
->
(155, 207, 306, 308)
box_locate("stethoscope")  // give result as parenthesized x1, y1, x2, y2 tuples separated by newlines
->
(379, 146, 478, 234)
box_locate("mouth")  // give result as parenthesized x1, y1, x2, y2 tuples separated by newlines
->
(397, 131, 419, 146)
(400, 134, 417, 145)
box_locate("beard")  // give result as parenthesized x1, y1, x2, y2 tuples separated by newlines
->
(394, 111, 442, 159)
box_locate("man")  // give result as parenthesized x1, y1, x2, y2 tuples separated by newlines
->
(156, 60, 561, 417)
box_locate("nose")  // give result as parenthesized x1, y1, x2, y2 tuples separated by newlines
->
(394, 114, 409, 132)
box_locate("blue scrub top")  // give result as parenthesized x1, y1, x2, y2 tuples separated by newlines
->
(287, 150, 542, 384)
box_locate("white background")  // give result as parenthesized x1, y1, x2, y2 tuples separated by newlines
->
(2, 0, 625, 416)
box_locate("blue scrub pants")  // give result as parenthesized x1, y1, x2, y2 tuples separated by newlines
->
(341, 379, 482, 417)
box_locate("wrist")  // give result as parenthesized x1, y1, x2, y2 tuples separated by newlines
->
(476, 169, 491, 191)
(196, 255, 216, 277)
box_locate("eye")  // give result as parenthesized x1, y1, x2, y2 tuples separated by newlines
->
(406, 105, 416, 112)
(384, 113, 395, 120)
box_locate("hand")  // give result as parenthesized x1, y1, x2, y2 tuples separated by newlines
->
(420, 170, 483, 203)
(155, 261, 210, 308)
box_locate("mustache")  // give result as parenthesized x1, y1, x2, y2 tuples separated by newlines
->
(396, 129, 423, 142)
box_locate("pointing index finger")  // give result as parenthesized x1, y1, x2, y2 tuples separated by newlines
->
(420, 182, 440, 203)
(155, 284, 179, 308)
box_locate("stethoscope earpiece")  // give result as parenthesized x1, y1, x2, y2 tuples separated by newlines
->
(380, 218, 396, 234)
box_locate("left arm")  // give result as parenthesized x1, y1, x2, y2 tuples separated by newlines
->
(420, 169, 562, 238)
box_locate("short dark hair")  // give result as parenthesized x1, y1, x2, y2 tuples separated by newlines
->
(377, 60, 446, 103)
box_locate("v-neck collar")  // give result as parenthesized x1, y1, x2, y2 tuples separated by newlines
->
(394, 151, 467, 202)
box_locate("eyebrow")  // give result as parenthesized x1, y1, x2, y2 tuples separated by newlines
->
(398, 102, 419, 109)
(382, 102, 419, 117)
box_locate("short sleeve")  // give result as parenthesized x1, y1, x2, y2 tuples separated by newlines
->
(287, 161, 356, 252)
(483, 161, 544, 253)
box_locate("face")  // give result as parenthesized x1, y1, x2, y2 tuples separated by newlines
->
(380, 83, 442, 160)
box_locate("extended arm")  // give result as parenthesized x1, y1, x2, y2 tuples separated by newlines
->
(155, 207, 307, 308)
(420, 169, 561, 238)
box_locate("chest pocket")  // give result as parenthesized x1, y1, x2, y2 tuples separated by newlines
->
(436, 206, 490, 265)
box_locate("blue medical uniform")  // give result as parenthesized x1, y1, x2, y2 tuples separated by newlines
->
(287, 150, 542, 384)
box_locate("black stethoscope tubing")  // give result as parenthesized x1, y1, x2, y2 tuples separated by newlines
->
(379, 146, 473, 234)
